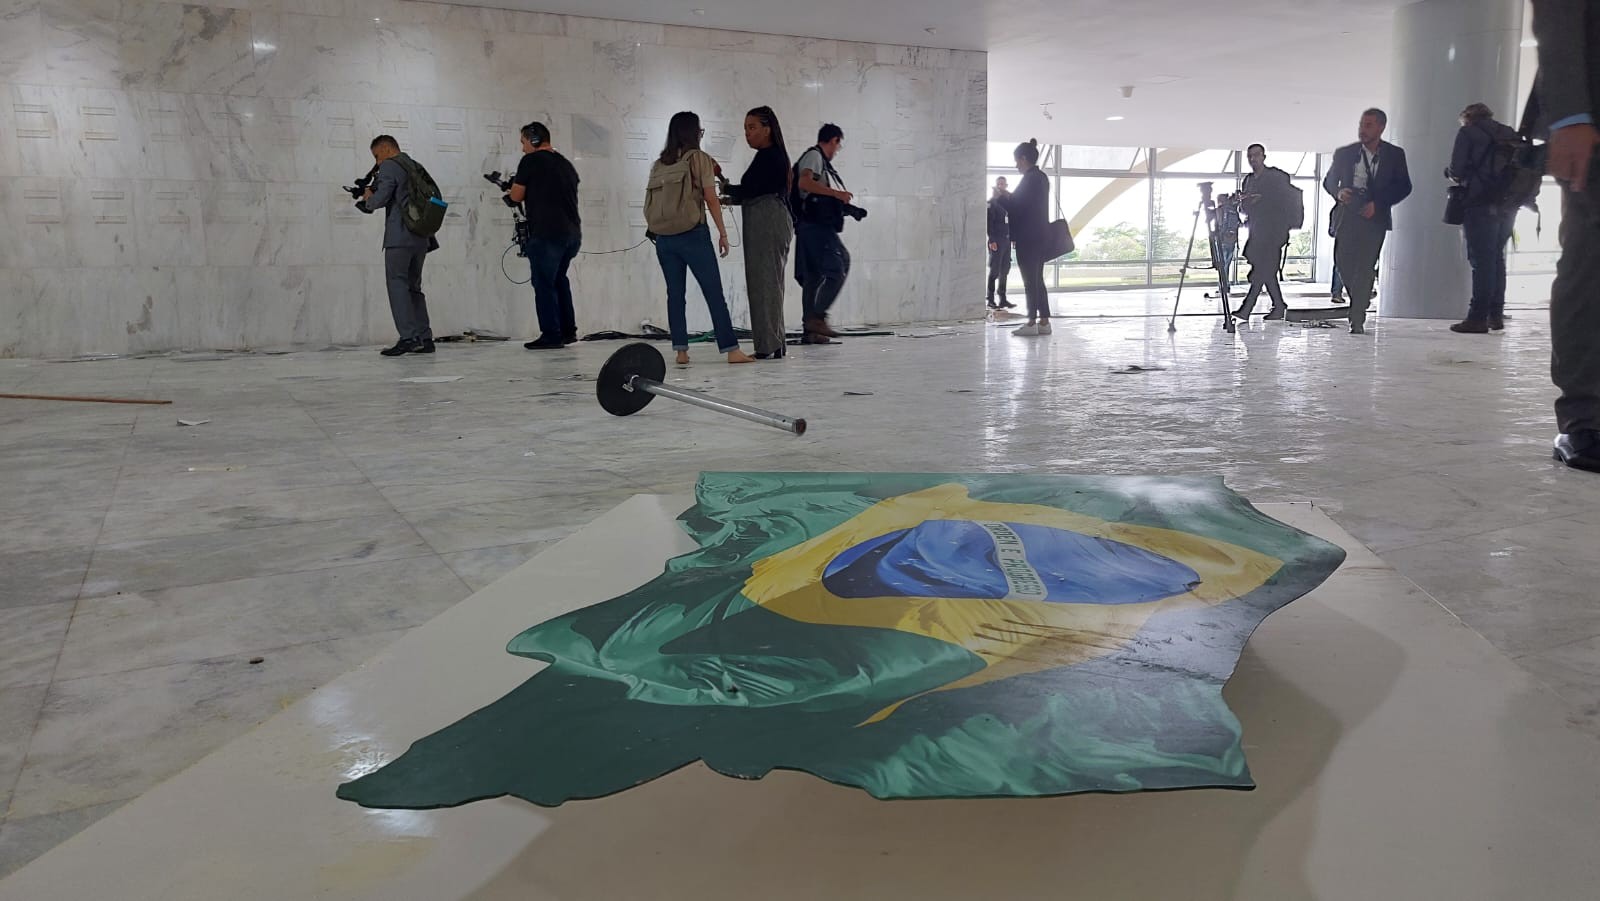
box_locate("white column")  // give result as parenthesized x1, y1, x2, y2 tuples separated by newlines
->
(1383, 0, 1523, 319)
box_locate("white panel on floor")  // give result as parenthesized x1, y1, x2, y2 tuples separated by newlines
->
(1, 496, 1596, 900)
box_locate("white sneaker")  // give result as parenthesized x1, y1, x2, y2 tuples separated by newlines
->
(1012, 323, 1042, 336)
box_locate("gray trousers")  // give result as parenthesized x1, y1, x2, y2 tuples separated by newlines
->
(384, 247, 432, 342)
(1552, 183, 1600, 435)
(1333, 208, 1386, 328)
(742, 196, 793, 356)
(1237, 232, 1288, 316)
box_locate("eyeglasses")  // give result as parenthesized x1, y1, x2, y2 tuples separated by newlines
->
(699, 129, 706, 137)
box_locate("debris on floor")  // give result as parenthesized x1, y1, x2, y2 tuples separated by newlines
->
(399, 376, 464, 384)
(1110, 365, 1168, 374)
(177, 418, 211, 426)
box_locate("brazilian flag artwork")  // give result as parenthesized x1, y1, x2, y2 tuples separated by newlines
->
(338, 473, 1346, 808)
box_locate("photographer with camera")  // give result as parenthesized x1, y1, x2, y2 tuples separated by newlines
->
(1232, 144, 1296, 321)
(1323, 108, 1412, 335)
(504, 122, 582, 350)
(792, 124, 862, 345)
(356, 135, 442, 356)
(1446, 102, 1522, 334)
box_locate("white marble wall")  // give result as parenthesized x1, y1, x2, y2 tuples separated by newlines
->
(0, 0, 987, 357)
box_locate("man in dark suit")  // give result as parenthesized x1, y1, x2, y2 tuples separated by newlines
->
(1322, 108, 1413, 335)
(1534, 0, 1600, 472)
(986, 178, 1016, 310)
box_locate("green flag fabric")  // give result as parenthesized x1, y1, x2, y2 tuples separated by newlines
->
(339, 473, 1344, 808)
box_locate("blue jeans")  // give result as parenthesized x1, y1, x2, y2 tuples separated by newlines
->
(1462, 204, 1517, 322)
(524, 234, 581, 341)
(1331, 266, 1343, 297)
(654, 224, 739, 353)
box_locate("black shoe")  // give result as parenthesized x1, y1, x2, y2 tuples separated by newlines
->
(987, 299, 999, 309)
(1489, 316, 1505, 331)
(999, 299, 1016, 309)
(799, 333, 833, 345)
(1450, 320, 1489, 334)
(754, 349, 786, 360)
(1231, 309, 1251, 321)
(1350, 324, 1366, 335)
(381, 338, 419, 356)
(1263, 309, 1285, 321)
(562, 333, 579, 345)
(1553, 431, 1600, 473)
(411, 338, 436, 354)
(523, 337, 565, 350)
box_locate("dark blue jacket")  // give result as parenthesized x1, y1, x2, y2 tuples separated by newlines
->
(1322, 141, 1413, 231)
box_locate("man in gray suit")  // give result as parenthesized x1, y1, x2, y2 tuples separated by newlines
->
(358, 135, 439, 356)
(1534, 0, 1600, 472)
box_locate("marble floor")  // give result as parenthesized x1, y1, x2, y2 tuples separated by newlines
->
(3, 288, 1599, 878)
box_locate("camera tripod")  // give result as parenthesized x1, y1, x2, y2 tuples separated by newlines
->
(1167, 182, 1239, 335)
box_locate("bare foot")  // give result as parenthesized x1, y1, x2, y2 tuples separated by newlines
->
(676, 351, 690, 365)
(726, 350, 756, 364)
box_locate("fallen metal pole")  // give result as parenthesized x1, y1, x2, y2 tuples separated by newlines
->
(627, 376, 807, 435)
(0, 392, 172, 406)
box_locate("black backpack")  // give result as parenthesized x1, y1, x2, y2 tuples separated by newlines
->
(1491, 97, 1548, 213)
(392, 153, 449, 238)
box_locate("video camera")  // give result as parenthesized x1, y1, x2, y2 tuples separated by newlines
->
(483, 171, 521, 209)
(342, 165, 379, 201)
(483, 171, 529, 254)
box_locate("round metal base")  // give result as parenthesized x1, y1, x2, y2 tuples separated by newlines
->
(597, 342, 666, 417)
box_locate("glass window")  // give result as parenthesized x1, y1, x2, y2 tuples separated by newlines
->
(1061, 177, 1150, 261)
(1056, 145, 1148, 173)
(987, 142, 1020, 168)
(1274, 151, 1320, 179)
(1158, 148, 1236, 174)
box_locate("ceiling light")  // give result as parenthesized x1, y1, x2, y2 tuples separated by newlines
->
(1521, 38, 1538, 47)
(1106, 115, 1125, 122)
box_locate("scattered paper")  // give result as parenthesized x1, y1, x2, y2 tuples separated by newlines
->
(1110, 365, 1167, 374)
(400, 376, 464, 384)
(177, 418, 211, 426)
(186, 465, 246, 473)
(843, 391, 874, 397)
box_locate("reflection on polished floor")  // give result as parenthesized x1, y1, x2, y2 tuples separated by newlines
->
(3, 289, 1599, 878)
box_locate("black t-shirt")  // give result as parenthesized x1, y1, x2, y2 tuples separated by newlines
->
(726, 145, 790, 202)
(512, 150, 582, 240)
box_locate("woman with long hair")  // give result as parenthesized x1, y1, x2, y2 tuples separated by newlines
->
(648, 111, 754, 364)
(719, 106, 793, 359)
(998, 139, 1052, 336)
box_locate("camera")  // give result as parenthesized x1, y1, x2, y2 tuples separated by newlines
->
(483, 171, 529, 251)
(483, 171, 521, 210)
(342, 164, 380, 201)
(802, 194, 868, 232)
(341, 175, 372, 200)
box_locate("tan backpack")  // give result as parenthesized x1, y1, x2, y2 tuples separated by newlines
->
(644, 150, 707, 237)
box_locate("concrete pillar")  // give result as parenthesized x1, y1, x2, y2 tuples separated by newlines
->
(1383, 0, 1523, 319)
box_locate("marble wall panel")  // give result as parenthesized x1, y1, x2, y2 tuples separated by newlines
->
(0, 0, 44, 85)
(0, 0, 984, 357)
(135, 179, 208, 266)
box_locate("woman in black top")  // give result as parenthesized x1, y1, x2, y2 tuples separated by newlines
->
(719, 106, 794, 359)
(998, 139, 1052, 336)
